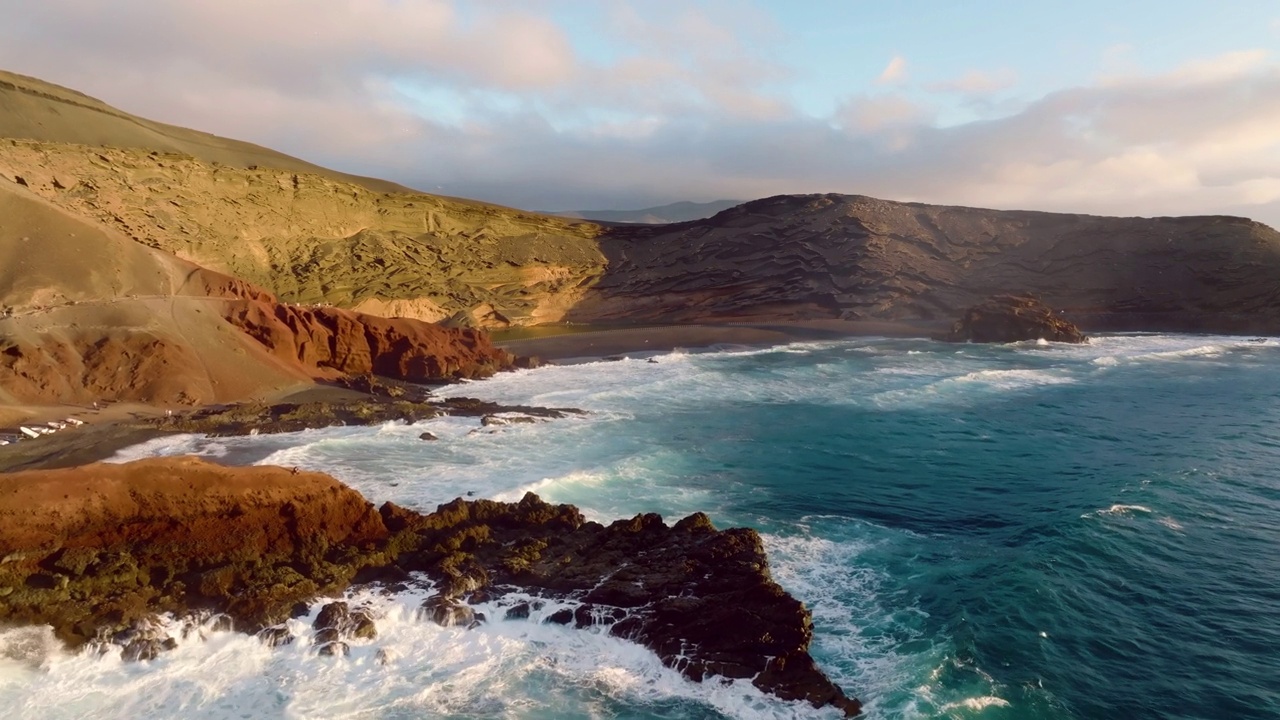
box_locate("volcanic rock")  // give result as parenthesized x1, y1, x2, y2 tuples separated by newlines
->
(142, 396, 583, 439)
(418, 595, 479, 628)
(939, 295, 1088, 343)
(384, 496, 863, 715)
(258, 625, 295, 648)
(317, 641, 349, 657)
(314, 601, 378, 640)
(0, 458, 861, 716)
(0, 457, 389, 645)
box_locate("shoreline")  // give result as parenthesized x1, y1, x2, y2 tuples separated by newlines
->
(1, 322, 935, 471)
(4, 321, 1273, 472)
(494, 319, 940, 362)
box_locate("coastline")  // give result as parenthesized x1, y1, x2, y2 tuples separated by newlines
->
(0, 384, 367, 473)
(494, 319, 940, 362)
(1, 321, 937, 471)
(0, 458, 863, 715)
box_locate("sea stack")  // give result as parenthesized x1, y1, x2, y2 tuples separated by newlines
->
(939, 295, 1088, 344)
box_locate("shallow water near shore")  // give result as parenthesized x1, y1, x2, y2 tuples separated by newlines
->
(5, 333, 1280, 719)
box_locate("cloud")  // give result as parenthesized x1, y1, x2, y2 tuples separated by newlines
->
(839, 95, 929, 132)
(926, 69, 1018, 95)
(424, 49, 1280, 225)
(0, 3, 1277, 229)
(875, 55, 909, 85)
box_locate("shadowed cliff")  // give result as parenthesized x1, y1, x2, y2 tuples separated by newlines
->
(570, 194, 1280, 332)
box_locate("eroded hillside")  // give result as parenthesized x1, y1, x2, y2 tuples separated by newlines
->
(0, 140, 607, 327)
(576, 194, 1280, 331)
(4, 66, 1280, 341)
(0, 181, 516, 416)
(0, 69, 408, 193)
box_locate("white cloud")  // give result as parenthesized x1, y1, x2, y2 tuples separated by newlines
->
(1158, 49, 1270, 85)
(0, 3, 1277, 228)
(838, 94, 930, 134)
(875, 55, 908, 85)
(926, 68, 1017, 95)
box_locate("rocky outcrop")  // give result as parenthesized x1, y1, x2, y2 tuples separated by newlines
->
(939, 295, 1088, 343)
(142, 395, 584, 437)
(381, 498, 862, 715)
(221, 299, 518, 382)
(0, 458, 860, 716)
(0, 457, 389, 644)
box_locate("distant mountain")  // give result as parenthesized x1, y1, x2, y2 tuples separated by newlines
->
(551, 200, 744, 224)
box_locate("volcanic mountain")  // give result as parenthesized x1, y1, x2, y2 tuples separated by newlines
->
(3, 68, 1280, 421)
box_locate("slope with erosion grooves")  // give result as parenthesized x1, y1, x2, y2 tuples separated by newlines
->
(569, 194, 1280, 332)
(0, 139, 608, 328)
(0, 182, 307, 410)
(4, 69, 1280, 332)
(0, 69, 409, 193)
(0, 182, 516, 418)
(9, 142, 1280, 333)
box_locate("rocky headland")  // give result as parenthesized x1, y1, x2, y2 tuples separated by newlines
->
(0, 457, 861, 716)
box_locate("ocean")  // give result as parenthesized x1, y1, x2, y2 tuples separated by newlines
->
(2, 333, 1278, 719)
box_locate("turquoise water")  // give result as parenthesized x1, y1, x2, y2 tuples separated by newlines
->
(9, 334, 1279, 719)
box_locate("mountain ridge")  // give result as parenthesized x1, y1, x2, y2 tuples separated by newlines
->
(3, 68, 1280, 422)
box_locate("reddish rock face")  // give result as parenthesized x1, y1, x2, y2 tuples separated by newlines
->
(940, 295, 1088, 343)
(222, 299, 517, 382)
(0, 329, 209, 405)
(0, 457, 389, 641)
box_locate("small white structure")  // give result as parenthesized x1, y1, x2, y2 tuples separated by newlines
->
(20, 426, 41, 439)
(65, 418, 86, 426)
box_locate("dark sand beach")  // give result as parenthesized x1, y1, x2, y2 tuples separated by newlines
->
(495, 320, 938, 362)
(0, 321, 936, 473)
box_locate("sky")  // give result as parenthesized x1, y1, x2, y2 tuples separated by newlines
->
(2, 0, 1279, 226)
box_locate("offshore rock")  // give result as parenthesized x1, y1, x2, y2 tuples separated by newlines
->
(939, 294, 1088, 344)
(0, 458, 860, 716)
(144, 396, 585, 438)
(418, 595, 479, 628)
